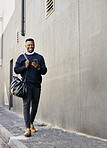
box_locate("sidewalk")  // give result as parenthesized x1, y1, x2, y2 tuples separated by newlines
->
(0, 106, 107, 148)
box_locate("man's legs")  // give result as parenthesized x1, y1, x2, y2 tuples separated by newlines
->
(23, 86, 41, 135)
(30, 87, 41, 124)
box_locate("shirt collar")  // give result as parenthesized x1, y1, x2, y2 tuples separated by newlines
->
(26, 51, 35, 55)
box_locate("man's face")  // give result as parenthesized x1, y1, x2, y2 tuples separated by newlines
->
(25, 41, 35, 53)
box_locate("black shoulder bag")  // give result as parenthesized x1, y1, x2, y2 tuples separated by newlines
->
(11, 54, 28, 98)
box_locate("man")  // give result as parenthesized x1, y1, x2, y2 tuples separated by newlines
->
(14, 38, 47, 137)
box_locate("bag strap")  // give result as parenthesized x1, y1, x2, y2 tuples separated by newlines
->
(23, 53, 28, 61)
(23, 54, 28, 83)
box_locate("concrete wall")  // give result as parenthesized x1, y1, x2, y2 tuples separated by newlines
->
(79, 0, 107, 138)
(0, 0, 107, 139)
(0, 0, 15, 104)
(0, 0, 15, 36)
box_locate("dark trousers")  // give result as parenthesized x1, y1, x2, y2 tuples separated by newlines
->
(23, 86, 41, 128)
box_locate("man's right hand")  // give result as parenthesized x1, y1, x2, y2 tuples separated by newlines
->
(25, 60, 30, 68)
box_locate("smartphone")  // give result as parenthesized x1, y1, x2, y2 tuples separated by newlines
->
(33, 59, 38, 63)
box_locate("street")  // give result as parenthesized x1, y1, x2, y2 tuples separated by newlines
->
(0, 107, 107, 148)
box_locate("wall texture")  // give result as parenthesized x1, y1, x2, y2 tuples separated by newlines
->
(0, 0, 107, 139)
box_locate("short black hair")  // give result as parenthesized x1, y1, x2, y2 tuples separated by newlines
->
(25, 38, 34, 43)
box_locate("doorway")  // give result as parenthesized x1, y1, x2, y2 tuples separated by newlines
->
(9, 59, 13, 110)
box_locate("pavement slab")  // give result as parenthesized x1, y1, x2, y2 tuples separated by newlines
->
(0, 106, 107, 148)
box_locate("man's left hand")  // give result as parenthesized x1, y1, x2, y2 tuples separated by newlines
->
(32, 62, 40, 70)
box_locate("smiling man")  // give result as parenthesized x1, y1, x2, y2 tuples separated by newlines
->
(14, 38, 47, 137)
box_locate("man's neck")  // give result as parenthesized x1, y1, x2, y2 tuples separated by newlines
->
(26, 51, 35, 55)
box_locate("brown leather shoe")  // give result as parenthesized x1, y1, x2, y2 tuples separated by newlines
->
(24, 128, 31, 137)
(30, 124, 37, 133)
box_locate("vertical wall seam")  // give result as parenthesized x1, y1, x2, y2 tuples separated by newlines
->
(78, 0, 81, 130)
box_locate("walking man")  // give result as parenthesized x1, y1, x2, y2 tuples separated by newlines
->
(14, 38, 47, 137)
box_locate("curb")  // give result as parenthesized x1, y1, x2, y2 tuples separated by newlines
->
(0, 123, 27, 148)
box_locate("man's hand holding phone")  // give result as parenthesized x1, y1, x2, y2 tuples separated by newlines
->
(32, 59, 40, 70)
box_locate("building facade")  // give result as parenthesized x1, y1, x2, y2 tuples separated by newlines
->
(0, 0, 107, 139)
